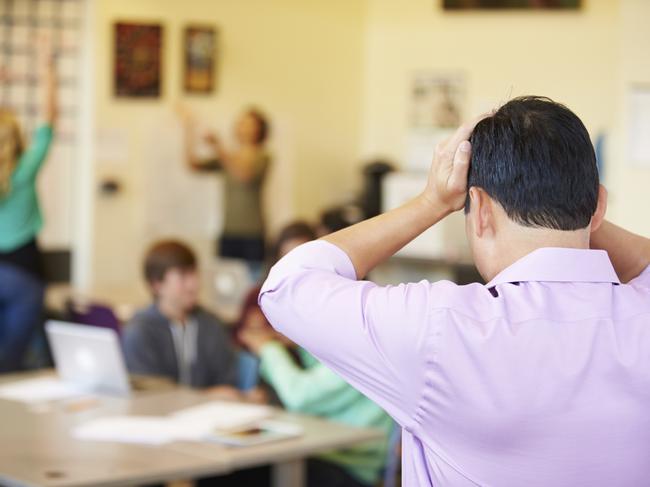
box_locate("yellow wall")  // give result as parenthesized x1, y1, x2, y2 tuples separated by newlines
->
(359, 0, 650, 236)
(89, 0, 366, 298)
(85, 0, 650, 298)
(360, 0, 618, 170)
(607, 0, 650, 235)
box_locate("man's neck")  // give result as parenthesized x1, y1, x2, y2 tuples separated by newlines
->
(491, 224, 591, 279)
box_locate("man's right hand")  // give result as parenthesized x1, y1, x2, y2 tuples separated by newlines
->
(422, 113, 490, 214)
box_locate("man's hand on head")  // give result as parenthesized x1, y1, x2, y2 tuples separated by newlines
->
(421, 114, 490, 214)
(319, 113, 491, 279)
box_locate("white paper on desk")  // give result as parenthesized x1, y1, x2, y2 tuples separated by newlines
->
(73, 401, 275, 445)
(0, 377, 86, 404)
(171, 401, 274, 436)
(73, 416, 180, 445)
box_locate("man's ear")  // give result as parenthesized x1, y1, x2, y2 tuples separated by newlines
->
(468, 187, 495, 239)
(590, 185, 608, 233)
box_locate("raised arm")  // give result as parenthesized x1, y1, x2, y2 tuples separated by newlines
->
(591, 220, 650, 283)
(324, 115, 487, 278)
(180, 109, 219, 172)
(258, 115, 487, 425)
(37, 36, 57, 127)
(11, 42, 56, 184)
(42, 51, 57, 126)
(207, 137, 265, 183)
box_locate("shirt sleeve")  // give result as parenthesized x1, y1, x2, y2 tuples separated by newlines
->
(259, 342, 363, 415)
(259, 240, 432, 426)
(12, 125, 53, 184)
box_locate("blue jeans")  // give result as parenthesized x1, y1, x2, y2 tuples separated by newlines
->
(0, 264, 44, 372)
(237, 350, 260, 391)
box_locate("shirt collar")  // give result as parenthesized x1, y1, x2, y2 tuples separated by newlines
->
(486, 247, 620, 288)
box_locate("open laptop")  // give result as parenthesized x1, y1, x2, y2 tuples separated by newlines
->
(45, 320, 131, 396)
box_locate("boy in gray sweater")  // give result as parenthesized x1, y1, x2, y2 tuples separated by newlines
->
(123, 240, 238, 389)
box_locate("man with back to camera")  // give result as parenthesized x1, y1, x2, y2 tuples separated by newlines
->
(259, 96, 650, 486)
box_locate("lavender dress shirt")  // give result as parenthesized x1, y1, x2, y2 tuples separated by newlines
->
(259, 241, 650, 486)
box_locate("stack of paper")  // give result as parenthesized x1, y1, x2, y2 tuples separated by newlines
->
(74, 416, 182, 445)
(0, 377, 86, 404)
(72, 400, 275, 445)
(171, 401, 274, 437)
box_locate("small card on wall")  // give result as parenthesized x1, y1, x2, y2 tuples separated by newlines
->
(184, 25, 217, 94)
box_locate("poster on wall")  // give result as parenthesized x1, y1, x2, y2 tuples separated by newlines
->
(114, 22, 162, 97)
(410, 72, 465, 130)
(405, 72, 465, 171)
(184, 26, 217, 94)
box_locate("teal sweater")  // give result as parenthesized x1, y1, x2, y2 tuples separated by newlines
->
(259, 342, 393, 486)
(0, 125, 53, 251)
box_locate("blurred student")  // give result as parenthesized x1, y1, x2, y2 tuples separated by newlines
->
(233, 221, 319, 392)
(122, 240, 238, 391)
(238, 221, 393, 487)
(182, 107, 271, 273)
(0, 39, 57, 372)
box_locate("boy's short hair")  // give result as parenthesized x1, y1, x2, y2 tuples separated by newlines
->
(143, 240, 197, 287)
(272, 221, 316, 262)
(466, 96, 599, 231)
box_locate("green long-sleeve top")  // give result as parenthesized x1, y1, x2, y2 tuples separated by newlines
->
(0, 125, 53, 251)
(259, 341, 394, 486)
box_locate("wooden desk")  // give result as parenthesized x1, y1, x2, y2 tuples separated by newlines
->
(0, 373, 382, 487)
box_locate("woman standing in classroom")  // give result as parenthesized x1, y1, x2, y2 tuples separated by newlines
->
(0, 40, 57, 372)
(182, 107, 271, 276)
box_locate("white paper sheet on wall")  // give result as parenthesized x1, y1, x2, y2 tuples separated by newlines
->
(628, 86, 650, 168)
(143, 118, 221, 240)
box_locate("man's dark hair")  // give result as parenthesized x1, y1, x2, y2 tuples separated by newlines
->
(143, 240, 197, 287)
(465, 96, 599, 231)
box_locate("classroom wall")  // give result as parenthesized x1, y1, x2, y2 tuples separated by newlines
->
(86, 0, 367, 300)
(81, 0, 650, 300)
(606, 0, 650, 235)
(358, 0, 650, 237)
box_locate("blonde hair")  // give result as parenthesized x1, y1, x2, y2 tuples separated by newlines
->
(0, 109, 24, 197)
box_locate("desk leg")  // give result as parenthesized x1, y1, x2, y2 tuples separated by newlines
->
(272, 459, 305, 487)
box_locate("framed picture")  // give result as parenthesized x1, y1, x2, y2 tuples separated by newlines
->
(443, 0, 580, 9)
(183, 25, 217, 94)
(114, 22, 162, 97)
